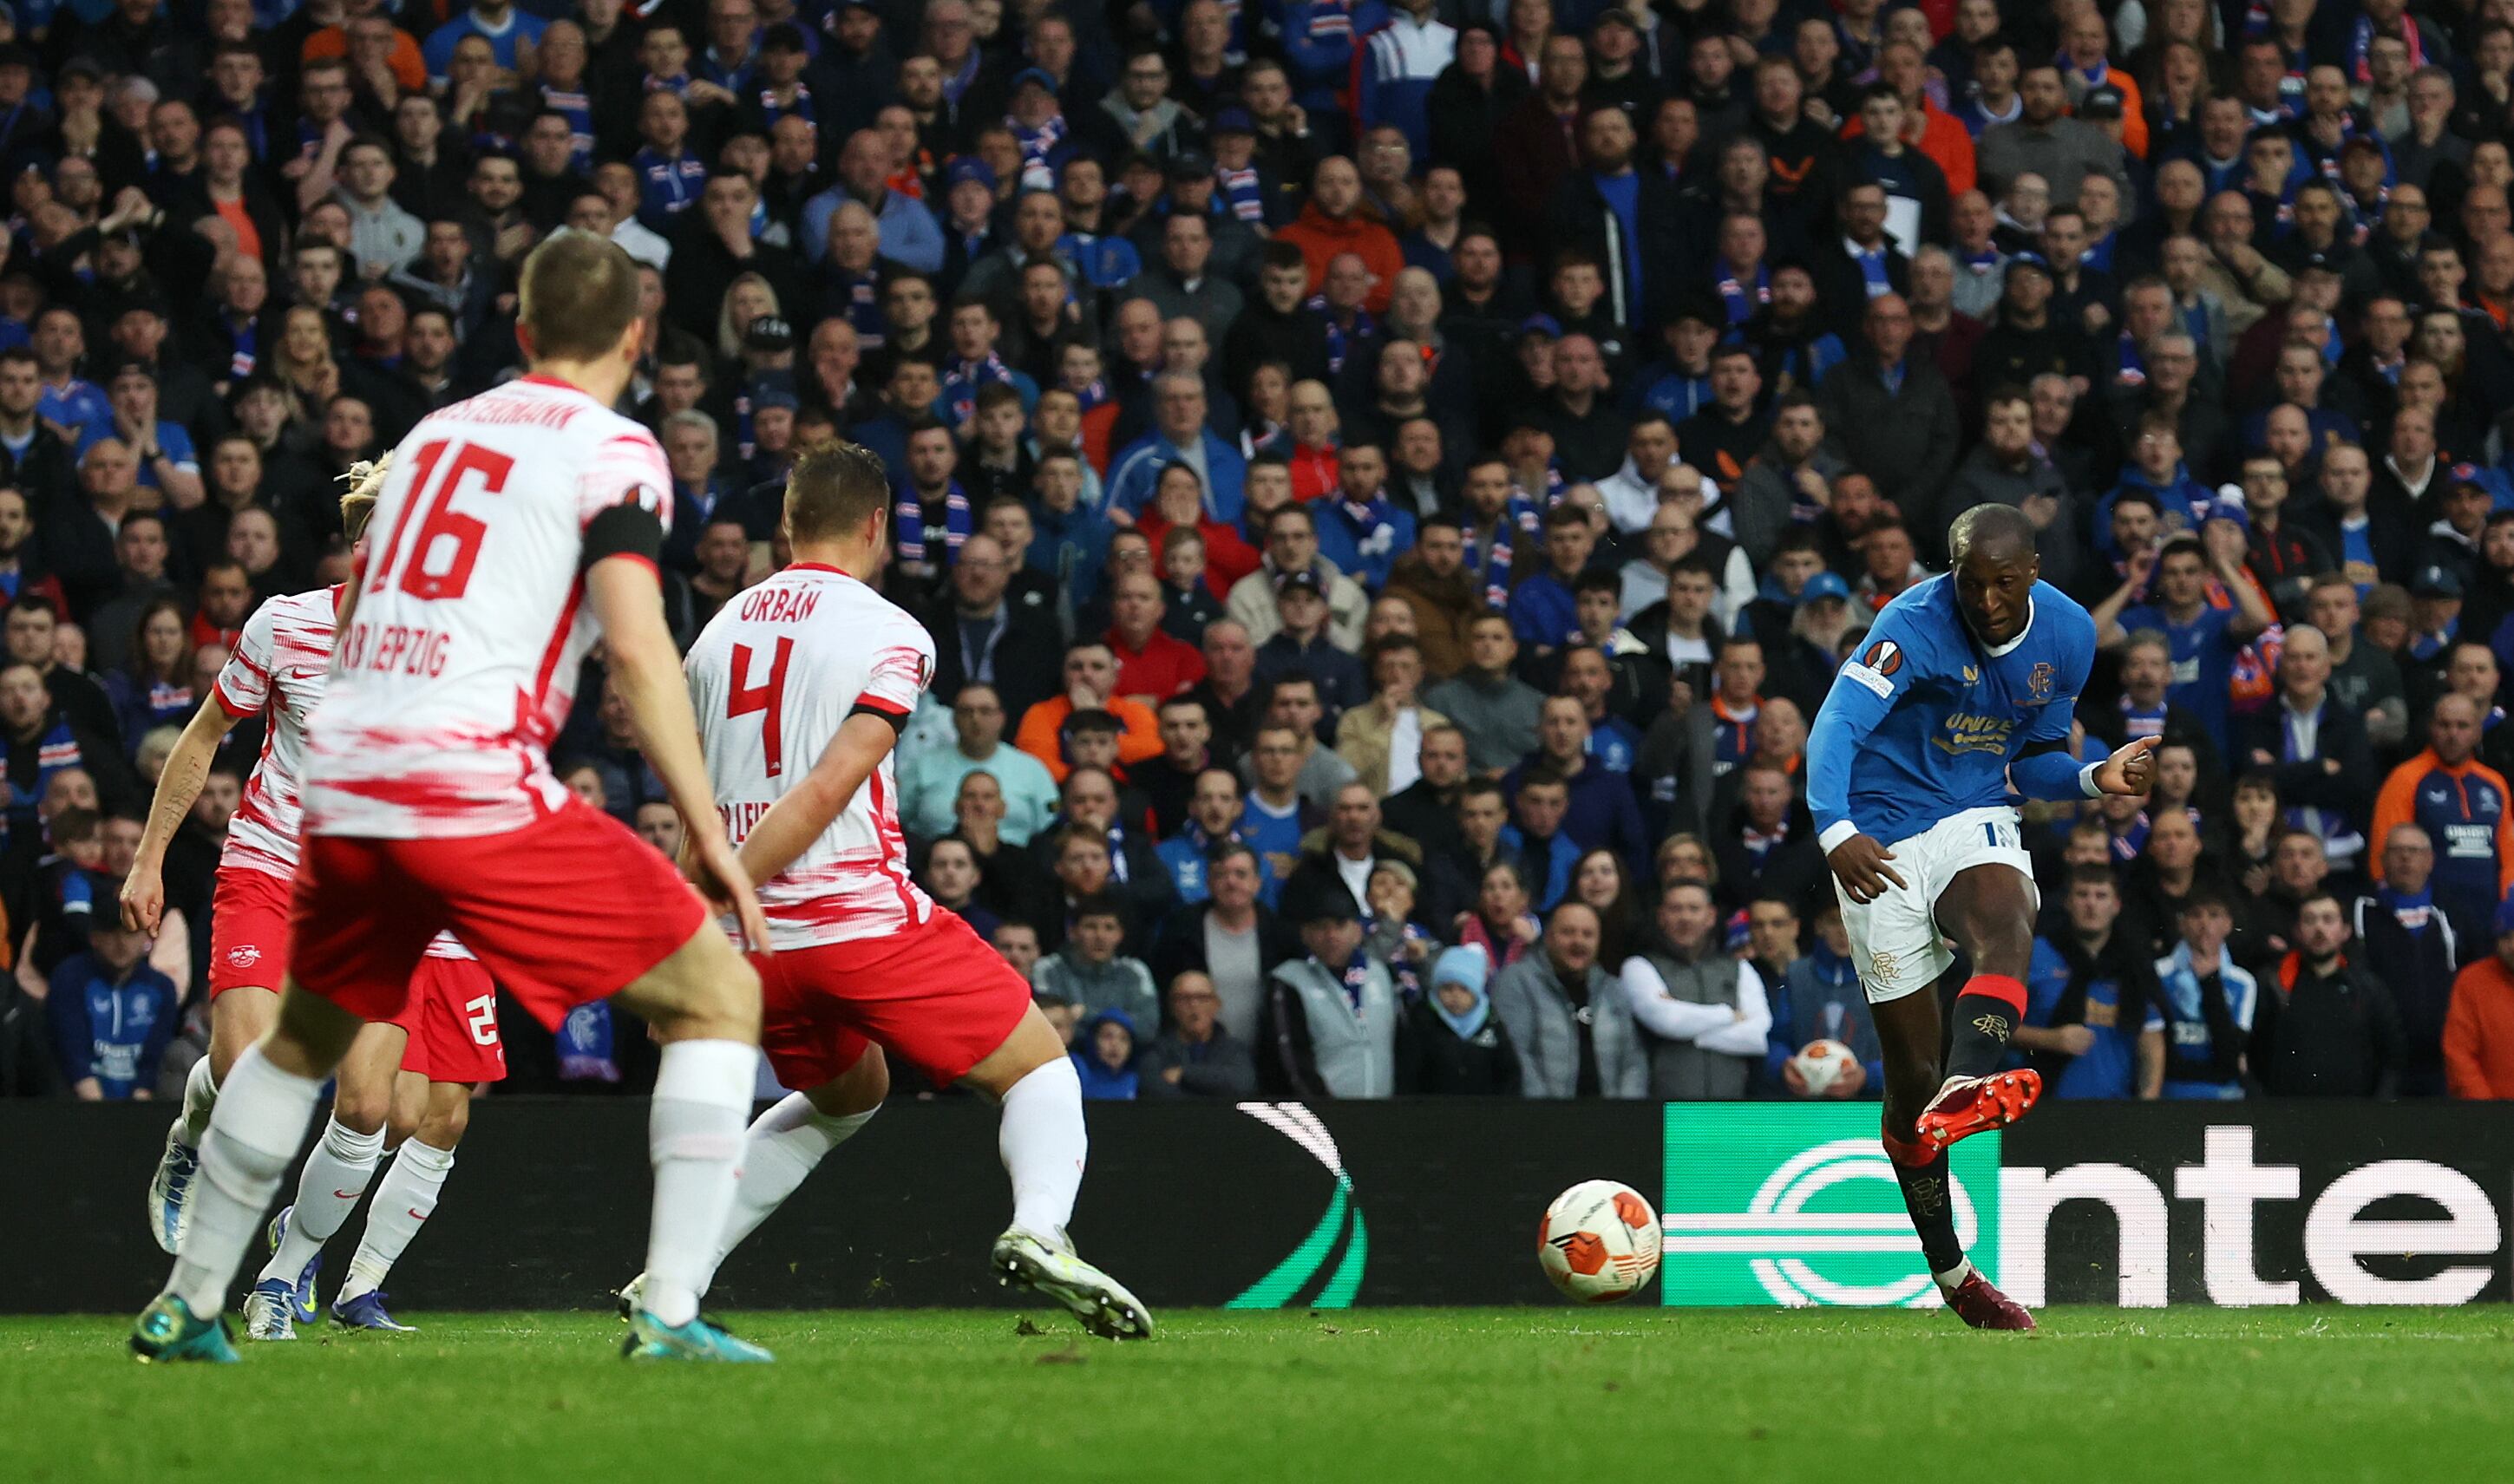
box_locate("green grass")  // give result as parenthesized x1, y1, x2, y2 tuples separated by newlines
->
(7, 1307, 2510, 1483)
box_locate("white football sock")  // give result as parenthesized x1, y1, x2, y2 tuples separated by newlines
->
(998, 1057, 1088, 1241)
(337, 1139, 456, 1304)
(164, 1047, 324, 1317)
(176, 1056, 218, 1143)
(259, 1116, 384, 1284)
(639, 1039, 757, 1327)
(700, 1093, 875, 1295)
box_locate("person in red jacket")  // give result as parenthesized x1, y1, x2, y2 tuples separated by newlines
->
(1274, 156, 1404, 311)
(2445, 895, 2514, 1098)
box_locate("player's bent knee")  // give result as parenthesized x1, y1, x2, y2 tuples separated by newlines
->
(620, 925, 763, 1043)
(809, 1049, 889, 1119)
(959, 1006, 1067, 1099)
(419, 1087, 470, 1148)
(265, 982, 364, 1078)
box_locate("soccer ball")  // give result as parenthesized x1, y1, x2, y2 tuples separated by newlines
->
(1537, 1180, 1661, 1303)
(1792, 1038, 1860, 1097)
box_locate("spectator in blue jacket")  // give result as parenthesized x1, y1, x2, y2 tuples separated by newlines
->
(802, 129, 946, 275)
(1499, 764, 1581, 910)
(1311, 440, 1417, 591)
(48, 914, 179, 1101)
(1507, 500, 1595, 653)
(1105, 371, 1249, 522)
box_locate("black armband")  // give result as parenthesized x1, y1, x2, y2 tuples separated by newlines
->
(581, 501, 665, 571)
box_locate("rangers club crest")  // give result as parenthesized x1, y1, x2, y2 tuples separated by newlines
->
(2027, 662, 2055, 702)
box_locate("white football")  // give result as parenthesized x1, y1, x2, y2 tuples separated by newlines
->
(1792, 1038, 1860, 1096)
(1537, 1180, 1662, 1303)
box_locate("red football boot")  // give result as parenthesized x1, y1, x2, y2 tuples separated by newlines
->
(1915, 1069, 2041, 1152)
(1945, 1272, 2036, 1330)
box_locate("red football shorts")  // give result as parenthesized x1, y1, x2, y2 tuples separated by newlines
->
(290, 799, 708, 1030)
(388, 955, 507, 1085)
(756, 909, 1031, 1088)
(207, 866, 292, 998)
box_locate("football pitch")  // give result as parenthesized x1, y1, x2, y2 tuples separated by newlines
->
(7, 1307, 2508, 1483)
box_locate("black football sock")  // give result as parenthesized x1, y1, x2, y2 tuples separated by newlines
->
(1883, 1128, 1967, 1278)
(1945, 974, 2028, 1080)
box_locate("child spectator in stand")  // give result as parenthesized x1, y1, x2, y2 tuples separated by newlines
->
(1400, 945, 1522, 1094)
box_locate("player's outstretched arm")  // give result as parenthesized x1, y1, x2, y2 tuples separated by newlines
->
(121, 700, 246, 932)
(1808, 640, 1906, 904)
(588, 554, 771, 951)
(734, 714, 901, 886)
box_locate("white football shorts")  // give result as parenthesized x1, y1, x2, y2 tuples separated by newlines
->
(1833, 804, 2039, 1004)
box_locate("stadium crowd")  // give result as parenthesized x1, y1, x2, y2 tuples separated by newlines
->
(1, 0, 2513, 1105)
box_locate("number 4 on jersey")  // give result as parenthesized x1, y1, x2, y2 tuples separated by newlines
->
(728, 637, 795, 777)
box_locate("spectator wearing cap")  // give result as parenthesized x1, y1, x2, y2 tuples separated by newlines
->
(1972, 250, 2097, 393)
(1399, 944, 1520, 1094)
(1261, 871, 1399, 1098)
(2443, 892, 2514, 1098)
(936, 157, 1002, 291)
(1491, 899, 1645, 1097)
(1254, 571, 1369, 722)
(1974, 63, 2129, 212)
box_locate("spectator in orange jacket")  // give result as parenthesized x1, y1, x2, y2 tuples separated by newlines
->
(1274, 157, 1404, 313)
(2368, 694, 2514, 948)
(2058, 10, 2148, 160)
(1015, 638, 1166, 782)
(2443, 895, 2514, 1098)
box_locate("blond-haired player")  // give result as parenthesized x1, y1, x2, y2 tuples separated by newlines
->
(126, 459, 507, 1339)
(133, 232, 771, 1364)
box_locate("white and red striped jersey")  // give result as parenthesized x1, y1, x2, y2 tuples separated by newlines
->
(685, 563, 936, 949)
(303, 375, 672, 840)
(210, 586, 468, 962)
(212, 587, 336, 880)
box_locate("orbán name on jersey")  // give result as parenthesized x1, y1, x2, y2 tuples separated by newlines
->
(685, 562, 939, 951)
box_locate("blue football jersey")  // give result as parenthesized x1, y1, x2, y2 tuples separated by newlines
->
(1809, 576, 2098, 847)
